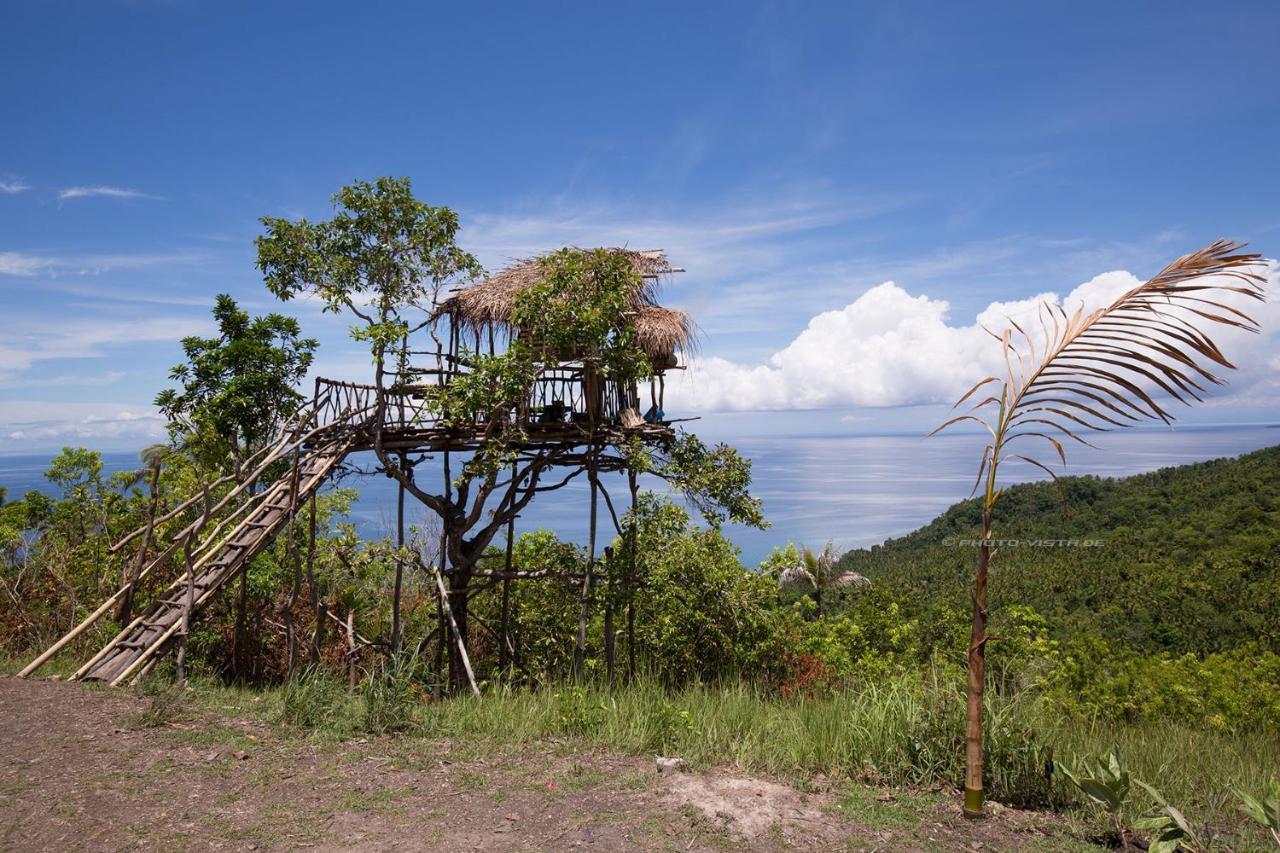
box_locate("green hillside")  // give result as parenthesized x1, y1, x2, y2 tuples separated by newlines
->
(837, 443, 1280, 657)
(816, 445, 1280, 730)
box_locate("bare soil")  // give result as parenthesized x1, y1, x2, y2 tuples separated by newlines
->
(0, 677, 1091, 851)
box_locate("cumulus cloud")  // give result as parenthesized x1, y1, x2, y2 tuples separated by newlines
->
(58, 185, 157, 201)
(0, 180, 29, 194)
(668, 264, 1278, 413)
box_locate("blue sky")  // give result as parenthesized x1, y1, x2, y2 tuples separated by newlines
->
(2, 1, 1278, 451)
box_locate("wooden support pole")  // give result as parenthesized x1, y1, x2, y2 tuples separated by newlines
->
(574, 452, 598, 678)
(306, 495, 323, 664)
(285, 448, 302, 680)
(392, 451, 407, 655)
(175, 536, 195, 686)
(499, 461, 515, 670)
(346, 611, 357, 687)
(119, 463, 162, 625)
(433, 565, 480, 697)
(627, 468, 638, 681)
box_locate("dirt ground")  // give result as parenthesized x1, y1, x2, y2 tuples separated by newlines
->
(0, 677, 1092, 852)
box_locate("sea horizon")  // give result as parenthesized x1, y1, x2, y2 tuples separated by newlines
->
(3, 423, 1275, 566)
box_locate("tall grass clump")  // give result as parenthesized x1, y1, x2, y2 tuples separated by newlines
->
(279, 666, 358, 735)
(361, 653, 423, 734)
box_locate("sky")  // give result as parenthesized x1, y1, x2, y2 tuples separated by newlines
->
(2, 0, 1278, 453)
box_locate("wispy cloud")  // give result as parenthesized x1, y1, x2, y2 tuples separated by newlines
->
(0, 401, 166, 447)
(0, 370, 127, 390)
(0, 249, 203, 278)
(0, 180, 29, 194)
(0, 251, 53, 276)
(0, 315, 208, 375)
(58, 185, 160, 201)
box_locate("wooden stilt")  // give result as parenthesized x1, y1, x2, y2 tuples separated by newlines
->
(433, 565, 480, 697)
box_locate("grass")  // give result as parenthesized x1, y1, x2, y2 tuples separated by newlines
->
(8, 653, 1275, 848)
(250, 667, 1278, 839)
(262, 666, 1280, 814)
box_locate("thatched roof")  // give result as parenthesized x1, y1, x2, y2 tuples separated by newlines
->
(440, 248, 693, 358)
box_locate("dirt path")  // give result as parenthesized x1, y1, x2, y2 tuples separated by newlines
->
(0, 677, 1088, 852)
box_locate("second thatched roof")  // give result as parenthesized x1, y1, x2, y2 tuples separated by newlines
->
(440, 248, 694, 359)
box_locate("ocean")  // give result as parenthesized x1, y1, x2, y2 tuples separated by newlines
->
(3, 424, 1275, 565)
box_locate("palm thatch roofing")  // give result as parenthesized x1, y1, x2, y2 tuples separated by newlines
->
(440, 249, 694, 358)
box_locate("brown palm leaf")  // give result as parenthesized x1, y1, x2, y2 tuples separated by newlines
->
(933, 239, 1267, 501)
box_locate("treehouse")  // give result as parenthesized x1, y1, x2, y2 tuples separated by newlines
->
(438, 248, 690, 430)
(329, 248, 694, 453)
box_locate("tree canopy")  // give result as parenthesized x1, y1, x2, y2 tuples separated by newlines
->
(256, 176, 482, 365)
(155, 294, 316, 468)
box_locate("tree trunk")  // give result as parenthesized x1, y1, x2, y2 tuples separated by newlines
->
(306, 496, 323, 663)
(118, 464, 161, 625)
(499, 508, 514, 670)
(963, 508, 992, 819)
(392, 460, 406, 655)
(437, 564, 480, 697)
(446, 566, 473, 693)
(574, 457, 598, 678)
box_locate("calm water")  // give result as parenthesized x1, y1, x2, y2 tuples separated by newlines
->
(4, 425, 1276, 565)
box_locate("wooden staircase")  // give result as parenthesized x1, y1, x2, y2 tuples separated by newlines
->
(20, 398, 371, 685)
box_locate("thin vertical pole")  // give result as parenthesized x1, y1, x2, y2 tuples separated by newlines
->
(176, 536, 195, 687)
(626, 468, 638, 681)
(499, 463, 515, 670)
(392, 452, 406, 655)
(285, 448, 302, 679)
(306, 495, 324, 664)
(574, 453, 598, 678)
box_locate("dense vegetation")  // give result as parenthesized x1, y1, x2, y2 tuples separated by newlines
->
(835, 445, 1280, 730)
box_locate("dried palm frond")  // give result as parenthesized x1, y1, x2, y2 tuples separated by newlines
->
(778, 564, 816, 589)
(933, 239, 1267, 497)
(831, 571, 871, 589)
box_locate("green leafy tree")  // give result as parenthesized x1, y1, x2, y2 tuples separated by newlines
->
(258, 175, 481, 381)
(155, 294, 316, 472)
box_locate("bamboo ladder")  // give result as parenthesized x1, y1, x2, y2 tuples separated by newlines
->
(19, 400, 372, 685)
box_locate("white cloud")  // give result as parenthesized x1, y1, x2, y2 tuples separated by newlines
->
(0, 250, 201, 278)
(0, 370, 126, 390)
(0, 315, 207, 376)
(0, 401, 166, 447)
(669, 263, 1278, 413)
(58, 185, 158, 201)
(0, 251, 52, 276)
(0, 180, 29, 194)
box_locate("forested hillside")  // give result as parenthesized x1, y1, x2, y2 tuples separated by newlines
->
(827, 444, 1280, 728)
(838, 443, 1280, 655)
